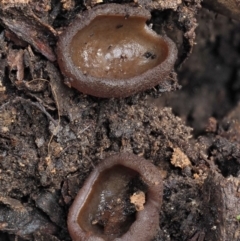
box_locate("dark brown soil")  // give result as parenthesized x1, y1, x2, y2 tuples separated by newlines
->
(0, 1, 240, 241)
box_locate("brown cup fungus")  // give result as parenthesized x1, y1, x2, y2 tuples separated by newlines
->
(68, 153, 163, 241)
(57, 4, 177, 98)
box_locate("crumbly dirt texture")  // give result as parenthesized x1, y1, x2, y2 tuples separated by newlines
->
(0, 0, 240, 241)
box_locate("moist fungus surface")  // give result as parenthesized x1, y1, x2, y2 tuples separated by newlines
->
(67, 153, 163, 241)
(70, 15, 168, 79)
(78, 165, 137, 239)
(57, 4, 177, 98)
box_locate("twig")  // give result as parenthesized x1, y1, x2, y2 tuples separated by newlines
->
(10, 96, 58, 126)
(1, 96, 57, 125)
(47, 82, 61, 156)
(0, 100, 11, 110)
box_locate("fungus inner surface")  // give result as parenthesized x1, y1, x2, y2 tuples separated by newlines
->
(78, 165, 143, 240)
(70, 15, 168, 79)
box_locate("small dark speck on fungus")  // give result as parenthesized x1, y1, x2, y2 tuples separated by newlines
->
(57, 4, 177, 98)
(67, 153, 163, 241)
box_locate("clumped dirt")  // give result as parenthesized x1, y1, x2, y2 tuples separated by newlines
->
(0, 0, 240, 241)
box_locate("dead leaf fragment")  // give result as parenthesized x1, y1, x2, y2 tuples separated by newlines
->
(0, 196, 26, 213)
(85, 0, 103, 7)
(130, 191, 145, 211)
(0, 5, 56, 61)
(171, 147, 191, 169)
(7, 49, 24, 81)
(61, 0, 75, 10)
(1, 0, 29, 4)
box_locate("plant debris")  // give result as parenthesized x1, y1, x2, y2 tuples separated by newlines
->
(0, 1, 240, 240)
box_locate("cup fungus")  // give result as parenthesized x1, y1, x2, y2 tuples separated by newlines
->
(57, 4, 177, 98)
(68, 153, 163, 241)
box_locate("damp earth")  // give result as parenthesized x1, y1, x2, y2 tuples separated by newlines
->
(0, 1, 240, 241)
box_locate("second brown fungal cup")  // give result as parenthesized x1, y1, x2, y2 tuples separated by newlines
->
(57, 4, 177, 98)
(67, 153, 163, 241)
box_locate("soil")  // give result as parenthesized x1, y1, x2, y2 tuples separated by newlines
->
(0, 1, 240, 241)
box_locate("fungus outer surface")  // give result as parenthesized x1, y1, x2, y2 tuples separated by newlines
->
(57, 4, 177, 98)
(67, 153, 163, 241)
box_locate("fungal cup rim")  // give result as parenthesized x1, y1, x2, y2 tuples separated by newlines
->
(57, 3, 178, 98)
(67, 153, 163, 241)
